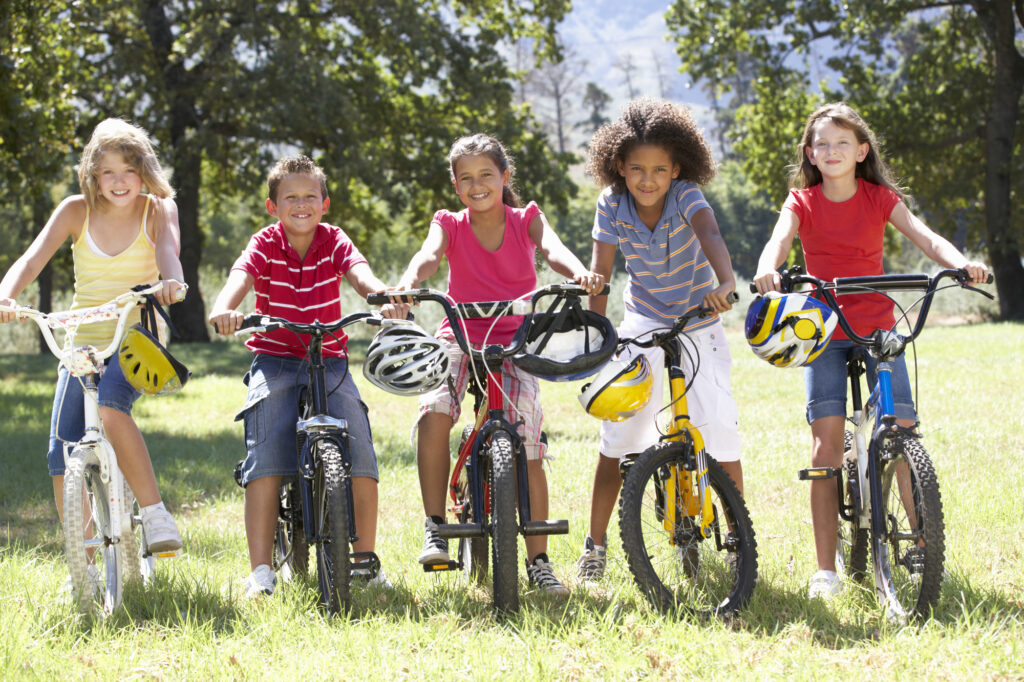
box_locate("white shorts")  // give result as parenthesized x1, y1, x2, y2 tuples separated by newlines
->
(600, 311, 741, 462)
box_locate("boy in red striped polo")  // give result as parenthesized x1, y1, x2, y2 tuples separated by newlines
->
(209, 155, 398, 597)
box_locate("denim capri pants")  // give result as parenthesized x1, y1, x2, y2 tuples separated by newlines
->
(803, 339, 917, 424)
(234, 353, 378, 486)
(47, 358, 140, 476)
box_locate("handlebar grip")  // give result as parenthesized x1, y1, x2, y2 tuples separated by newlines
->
(749, 283, 758, 294)
(727, 291, 739, 303)
(366, 293, 389, 305)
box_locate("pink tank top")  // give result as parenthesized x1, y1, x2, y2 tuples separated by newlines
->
(437, 202, 540, 345)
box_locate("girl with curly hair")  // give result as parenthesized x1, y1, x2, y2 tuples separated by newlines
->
(576, 98, 743, 585)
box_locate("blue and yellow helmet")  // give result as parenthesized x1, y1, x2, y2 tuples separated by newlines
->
(745, 293, 837, 368)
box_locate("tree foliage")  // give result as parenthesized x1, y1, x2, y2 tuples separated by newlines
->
(666, 0, 1024, 319)
(54, 0, 572, 340)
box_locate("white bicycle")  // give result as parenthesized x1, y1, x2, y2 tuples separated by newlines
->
(1, 283, 183, 613)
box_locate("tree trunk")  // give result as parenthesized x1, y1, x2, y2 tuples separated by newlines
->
(168, 142, 210, 342)
(33, 194, 53, 353)
(980, 0, 1024, 320)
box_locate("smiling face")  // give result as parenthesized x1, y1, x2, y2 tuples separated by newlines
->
(266, 172, 330, 243)
(95, 151, 144, 207)
(805, 118, 869, 182)
(452, 153, 509, 214)
(617, 143, 680, 227)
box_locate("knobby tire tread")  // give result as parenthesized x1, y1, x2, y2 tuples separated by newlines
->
(488, 430, 519, 614)
(315, 441, 351, 614)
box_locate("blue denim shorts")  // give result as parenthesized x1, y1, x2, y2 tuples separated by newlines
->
(803, 339, 917, 424)
(234, 354, 378, 486)
(47, 359, 140, 476)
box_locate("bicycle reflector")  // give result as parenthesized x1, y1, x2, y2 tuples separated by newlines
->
(118, 324, 190, 395)
(745, 292, 837, 368)
(577, 354, 652, 421)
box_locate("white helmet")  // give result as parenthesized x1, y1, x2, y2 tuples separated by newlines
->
(363, 321, 449, 395)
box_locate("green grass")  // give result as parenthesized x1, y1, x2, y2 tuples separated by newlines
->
(1, 323, 1023, 679)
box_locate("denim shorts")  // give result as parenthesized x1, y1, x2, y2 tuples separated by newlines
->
(47, 359, 140, 476)
(803, 339, 917, 424)
(234, 353, 378, 486)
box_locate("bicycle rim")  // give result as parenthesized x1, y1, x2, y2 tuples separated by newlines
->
(619, 442, 757, 617)
(873, 434, 944, 620)
(63, 446, 123, 614)
(314, 441, 351, 614)
(488, 430, 519, 615)
(120, 480, 154, 584)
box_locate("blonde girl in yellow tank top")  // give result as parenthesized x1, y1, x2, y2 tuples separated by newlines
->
(0, 118, 188, 556)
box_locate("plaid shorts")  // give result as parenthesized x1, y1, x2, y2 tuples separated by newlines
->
(418, 333, 545, 461)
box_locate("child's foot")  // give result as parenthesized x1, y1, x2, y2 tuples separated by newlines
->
(244, 564, 277, 598)
(418, 516, 450, 564)
(575, 535, 606, 584)
(808, 569, 842, 600)
(353, 559, 393, 589)
(140, 504, 183, 553)
(526, 553, 569, 596)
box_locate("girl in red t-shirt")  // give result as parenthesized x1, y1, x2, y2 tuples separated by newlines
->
(752, 102, 988, 601)
(394, 134, 603, 593)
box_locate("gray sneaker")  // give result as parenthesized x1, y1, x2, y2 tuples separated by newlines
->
(418, 516, 450, 564)
(526, 553, 569, 596)
(576, 536, 607, 583)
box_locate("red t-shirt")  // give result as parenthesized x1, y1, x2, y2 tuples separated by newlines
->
(783, 179, 901, 340)
(436, 202, 540, 345)
(231, 222, 368, 358)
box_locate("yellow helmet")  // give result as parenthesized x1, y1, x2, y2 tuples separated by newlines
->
(118, 324, 190, 396)
(577, 354, 652, 421)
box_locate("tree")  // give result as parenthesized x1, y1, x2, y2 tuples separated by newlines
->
(576, 82, 612, 143)
(65, 0, 573, 340)
(528, 47, 587, 154)
(667, 0, 1024, 319)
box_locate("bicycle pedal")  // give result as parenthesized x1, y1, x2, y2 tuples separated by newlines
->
(798, 467, 842, 481)
(422, 561, 460, 572)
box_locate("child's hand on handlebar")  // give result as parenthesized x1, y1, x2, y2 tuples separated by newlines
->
(155, 278, 187, 306)
(961, 261, 990, 285)
(209, 308, 244, 335)
(574, 270, 605, 295)
(377, 286, 411, 320)
(0, 297, 18, 324)
(703, 283, 737, 313)
(752, 269, 782, 295)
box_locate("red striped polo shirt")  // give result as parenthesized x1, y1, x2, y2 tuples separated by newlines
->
(231, 222, 368, 358)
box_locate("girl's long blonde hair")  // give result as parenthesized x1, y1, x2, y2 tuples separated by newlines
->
(76, 118, 174, 208)
(790, 102, 907, 202)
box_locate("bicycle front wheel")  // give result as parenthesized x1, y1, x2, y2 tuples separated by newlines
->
(63, 446, 124, 614)
(313, 441, 351, 614)
(488, 430, 519, 614)
(619, 442, 757, 617)
(873, 434, 944, 619)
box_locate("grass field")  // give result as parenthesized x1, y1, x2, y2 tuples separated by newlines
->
(1, 318, 1022, 679)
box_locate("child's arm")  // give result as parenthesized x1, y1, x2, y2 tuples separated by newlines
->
(588, 240, 617, 317)
(889, 203, 989, 283)
(345, 262, 408, 319)
(208, 270, 255, 335)
(528, 214, 604, 295)
(395, 222, 448, 290)
(752, 208, 800, 294)
(0, 198, 82, 323)
(149, 197, 187, 306)
(690, 207, 737, 312)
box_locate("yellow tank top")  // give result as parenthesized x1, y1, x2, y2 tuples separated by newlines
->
(70, 195, 160, 347)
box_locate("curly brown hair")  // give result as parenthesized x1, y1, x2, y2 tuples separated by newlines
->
(586, 97, 716, 194)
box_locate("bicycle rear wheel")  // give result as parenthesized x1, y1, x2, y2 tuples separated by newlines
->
(456, 425, 488, 584)
(619, 441, 757, 617)
(63, 445, 124, 614)
(873, 434, 944, 620)
(313, 441, 351, 614)
(274, 482, 308, 582)
(488, 430, 519, 614)
(837, 431, 868, 583)
(120, 480, 154, 584)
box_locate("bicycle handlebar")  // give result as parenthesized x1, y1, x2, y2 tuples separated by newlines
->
(748, 266, 994, 348)
(233, 310, 381, 338)
(0, 282, 186, 366)
(621, 291, 739, 350)
(366, 282, 608, 360)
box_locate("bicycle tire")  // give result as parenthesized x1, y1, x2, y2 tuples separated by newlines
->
(455, 425, 488, 584)
(873, 433, 944, 619)
(488, 430, 519, 614)
(619, 441, 757, 617)
(274, 482, 308, 582)
(313, 441, 351, 614)
(63, 446, 123, 613)
(837, 431, 869, 583)
(120, 479, 154, 584)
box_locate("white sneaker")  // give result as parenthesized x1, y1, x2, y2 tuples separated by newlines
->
(808, 569, 843, 600)
(244, 564, 277, 598)
(364, 569, 393, 590)
(575, 536, 606, 584)
(418, 516, 450, 564)
(141, 507, 183, 554)
(526, 554, 569, 596)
